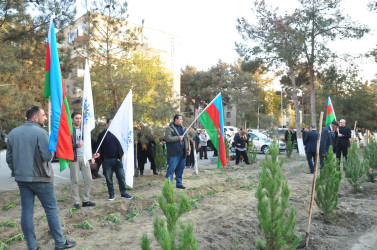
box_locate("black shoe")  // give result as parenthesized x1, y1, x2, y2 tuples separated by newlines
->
(121, 193, 133, 200)
(140, 171, 143, 176)
(55, 240, 76, 249)
(108, 195, 114, 201)
(82, 201, 96, 207)
(73, 204, 81, 210)
(176, 185, 186, 189)
(204, 158, 208, 159)
(153, 171, 158, 175)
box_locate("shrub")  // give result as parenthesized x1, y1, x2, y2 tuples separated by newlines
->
(247, 140, 257, 164)
(141, 179, 198, 250)
(344, 142, 369, 192)
(363, 137, 377, 182)
(315, 146, 342, 222)
(155, 139, 167, 172)
(255, 138, 301, 249)
(286, 132, 294, 158)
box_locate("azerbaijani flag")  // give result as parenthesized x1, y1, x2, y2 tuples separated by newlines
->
(325, 96, 336, 127)
(198, 93, 227, 168)
(44, 16, 74, 171)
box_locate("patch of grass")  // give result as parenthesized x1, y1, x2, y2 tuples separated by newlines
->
(16, 193, 20, 197)
(125, 210, 140, 220)
(75, 220, 94, 230)
(57, 198, 66, 202)
(133, 196, 142, 200)
(199, 169, 205, 173)
(239, 184, 258, 190)
(215, 171, 227, 175)
(101, 189, 108, 193)
(116, 200, 124, 203)
(69, 208, 77, 214)
(0, 241, 7, 250)
(63, 186, 70, 191)
(126, 186, 133, 191)
(2, 202, 16, 211)
(185, 175, 200, 180)
(104, 214, 120, 223)
(4, 233, 24, 244)
(189, 195, 204, 209)
(43, 215, 47, 221)
(150, 194, 159, 199)
(207, 190, 220, 196)
(0, 220, 17, 228)
(77, 247, 89, 250)
(95, 206, 100, 210)
(138, 182, 152, 188)
(247, 175, 254, 179)
(102, 181, 107, 186)
(225, 177, 233, 182)
(237, 177, 245, 180)
(188, 187, 199, 190)
(146, 203, 159, 216)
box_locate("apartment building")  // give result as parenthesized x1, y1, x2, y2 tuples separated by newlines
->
(58, 13, 181, 101)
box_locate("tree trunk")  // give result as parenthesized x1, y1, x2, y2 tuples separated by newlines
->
(289, 67, 305, 156)
(309, 16, 316, 128)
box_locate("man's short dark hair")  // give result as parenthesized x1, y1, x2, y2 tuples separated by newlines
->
(106, 118, 113, 124)
(71, 111, 81, 119)
(173, 114, 182, 122)
(331, 120, 339, 126)
(26, 106, 41, 120)
(310, 125, 315, 129)
(238, 127, 243, 131)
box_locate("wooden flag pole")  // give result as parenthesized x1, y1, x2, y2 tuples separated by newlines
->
(305, 111, 324, 247)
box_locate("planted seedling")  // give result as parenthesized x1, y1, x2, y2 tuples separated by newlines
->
(104, 214, 120, 223)
(125, 210, 140, 220)
(0, 220, 17, 228)
(2, 203, 15, 211)
(76, 220, 94, 230)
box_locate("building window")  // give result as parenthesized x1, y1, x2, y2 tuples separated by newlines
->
(226, 122, 230, 126)
(226, 112, 231, 118)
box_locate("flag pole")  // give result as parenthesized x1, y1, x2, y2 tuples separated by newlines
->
(94, 128, 109, 154)
(182, 92, 222, 136)
(304, 111, 324, 248)
(48, 98, 51, 135)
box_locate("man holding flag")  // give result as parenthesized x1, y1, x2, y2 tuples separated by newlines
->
(165, 114, 191, 189)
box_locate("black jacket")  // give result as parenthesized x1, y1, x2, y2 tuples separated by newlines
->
(336, 126, 351, 148)
(96, 130, 124, 166)
(304, 130, 318, 153)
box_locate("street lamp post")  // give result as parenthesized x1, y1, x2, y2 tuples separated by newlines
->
(257, 103, 260, 130)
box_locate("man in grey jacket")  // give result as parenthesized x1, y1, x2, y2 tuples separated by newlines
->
(6, 106, 76, 250)
(165, 114, 190, 189)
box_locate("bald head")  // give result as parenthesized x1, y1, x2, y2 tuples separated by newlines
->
(340, 119, 346, 127)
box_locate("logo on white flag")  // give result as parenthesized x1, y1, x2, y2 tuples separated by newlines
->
(83, 97, 93, 125)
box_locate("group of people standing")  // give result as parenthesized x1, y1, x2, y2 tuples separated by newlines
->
(6, 109, 194, 249)
(303, 119, 351, 174)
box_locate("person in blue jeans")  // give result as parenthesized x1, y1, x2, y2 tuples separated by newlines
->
(6, 106, 75, 250)
(165, 114, 190, 189)
(96, 118, 133, 201)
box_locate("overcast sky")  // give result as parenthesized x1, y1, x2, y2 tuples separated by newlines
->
(77, 0, 376, 81)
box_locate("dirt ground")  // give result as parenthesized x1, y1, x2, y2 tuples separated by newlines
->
(1, 154, 377, 250)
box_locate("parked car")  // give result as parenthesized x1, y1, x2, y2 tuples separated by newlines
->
(224, 126, 237, 138)
(248, 132, 286, 154)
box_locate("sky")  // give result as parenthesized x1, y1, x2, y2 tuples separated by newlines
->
(78, 0, 377, 82)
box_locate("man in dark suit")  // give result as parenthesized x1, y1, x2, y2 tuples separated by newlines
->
(304, 125, 318, 174)
(336, 119, 351, 165)
(319, 120, 339, 168)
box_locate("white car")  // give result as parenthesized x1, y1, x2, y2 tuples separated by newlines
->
(224, 126, 237, 138)
(248, 132, 286, 154)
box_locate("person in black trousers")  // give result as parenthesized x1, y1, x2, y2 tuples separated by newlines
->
(304, 125, 318, 174)
(336, 119, 351, 165)
(235, 130, 250, 165)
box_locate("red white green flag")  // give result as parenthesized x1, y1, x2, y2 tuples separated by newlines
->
(44, 16, 74, 172)
(325, 96, 336, 127)
(198, 93, 227, 168)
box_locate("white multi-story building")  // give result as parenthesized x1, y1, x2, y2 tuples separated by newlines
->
(58, 13, 181, 101)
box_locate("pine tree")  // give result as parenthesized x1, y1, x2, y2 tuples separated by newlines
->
(363, 137, 377, 182)
(141, 179, 198, 250)
(344, 142, 369, 192)
(247, 140, 257, 164)
(255, 138, 301, 249)
(155, 139, 167, 173)
(225, 138, 230, 164)
(314, 146, 341, 222)
(286, 132, 294, 158)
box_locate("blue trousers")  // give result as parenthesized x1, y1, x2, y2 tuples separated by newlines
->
(17, 181, 66, 250)
(102, 158, 127, 196)
(166, 154, 186, 187)
(307, 152, 316, 173)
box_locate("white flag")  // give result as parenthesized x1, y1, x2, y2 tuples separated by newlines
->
(108, 90, 134, 187)
(82, 59, 95, 163)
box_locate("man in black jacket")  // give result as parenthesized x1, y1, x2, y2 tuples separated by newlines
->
(304, 125, 318, 174)
(336, 119, 351, 165)
(97, 118, 133, 201)
(319, 120, 339, 168)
